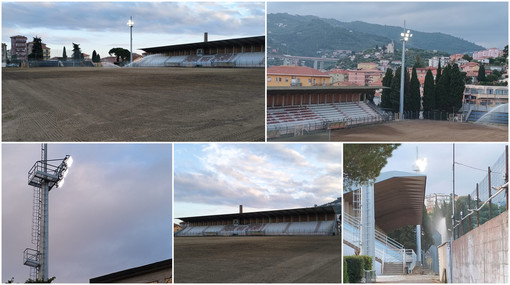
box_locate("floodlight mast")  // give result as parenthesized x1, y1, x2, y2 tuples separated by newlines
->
(399, 21, 412, 119)
(128, 16, 134, 65)
(24, 144, 72, 281)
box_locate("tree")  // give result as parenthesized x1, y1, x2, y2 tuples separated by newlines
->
(108, 47, 131, 63)
(407, 66, 421, 113)
(343, 144, 400, 189)
(422, 69, 435, 111)
(413, 55, 424, 68)
(62, 46, 67, 61)
(477, 65, 486, 82)
(389, 67, 402, 112)
(27, 37, 44, 61)
(380, 68, 393, 109)
(72, 43, 83, 61)
(91, 50, 101, 63)
(462, 54, 473, 61)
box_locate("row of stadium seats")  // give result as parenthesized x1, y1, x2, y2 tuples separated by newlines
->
(267, 102, 384, 134)
(129, 52, 264, 68)
(175, 221, 336, 237)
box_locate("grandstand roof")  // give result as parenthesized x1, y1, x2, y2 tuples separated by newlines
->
(141, 35, 264, 54)
(178, 205, 337, 223)
(344, 171, 427, 232)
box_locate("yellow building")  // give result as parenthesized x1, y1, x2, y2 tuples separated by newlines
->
(267, 65, 330, 87)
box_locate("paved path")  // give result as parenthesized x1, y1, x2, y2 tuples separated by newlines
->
(376, 274, 440, 283)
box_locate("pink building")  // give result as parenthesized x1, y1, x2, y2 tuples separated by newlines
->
(10, 35, 27, 61)
(473, 48, 503, 60)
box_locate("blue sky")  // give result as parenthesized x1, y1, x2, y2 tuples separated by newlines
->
(2, 144, 172, 283)
(268, 1, 509, 49)
(2, 1, 265, 58)
(174, 143, 342, 223)
(380, 143, 508, 197)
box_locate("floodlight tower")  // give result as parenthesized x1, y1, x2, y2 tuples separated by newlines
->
(399, 21, 412, 119)
(413, 146, 426, 266)
(23, 144, 73, 281)
(128, 16, 134, 65)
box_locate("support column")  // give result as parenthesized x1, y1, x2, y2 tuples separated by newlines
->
(361, 180, 376, 270)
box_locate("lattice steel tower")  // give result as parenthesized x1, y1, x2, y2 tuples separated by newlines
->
(23, 144, 72, 281)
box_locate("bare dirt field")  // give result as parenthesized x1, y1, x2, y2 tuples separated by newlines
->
(272, 120, 508, 142)
(2, 67, 264, 141)
(174, 236, 341, 283)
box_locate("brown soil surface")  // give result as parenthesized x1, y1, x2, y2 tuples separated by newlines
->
(2, 67, 264, 141)
(272, 120, 508, 142)
(174, 236, 341, 283)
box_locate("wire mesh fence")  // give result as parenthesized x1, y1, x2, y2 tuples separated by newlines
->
(454, 147, 508, 239)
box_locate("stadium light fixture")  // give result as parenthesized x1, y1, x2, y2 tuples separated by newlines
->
(399, 22, 412, 119)
(127, 16, 134, 65)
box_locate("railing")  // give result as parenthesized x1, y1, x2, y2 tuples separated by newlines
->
(404, 249, 417, 273)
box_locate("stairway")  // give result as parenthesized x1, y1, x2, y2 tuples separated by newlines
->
(383, 262, 404, 275)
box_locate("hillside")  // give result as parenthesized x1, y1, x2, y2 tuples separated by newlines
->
(268, 13, 485, 56)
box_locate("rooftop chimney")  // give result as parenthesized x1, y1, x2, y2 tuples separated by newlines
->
(239, 205, 243, 214)
(204, 32, 208, 43)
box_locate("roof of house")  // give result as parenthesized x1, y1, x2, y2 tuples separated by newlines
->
(90, 259, 172, 283)
(267, 66, 330, 77)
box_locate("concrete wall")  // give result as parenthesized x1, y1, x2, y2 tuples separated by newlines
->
(452, 211, 508, 283)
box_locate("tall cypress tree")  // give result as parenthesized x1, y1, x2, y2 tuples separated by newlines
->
(422, 70, 435, 111)
(449, 64, 466, 113)
(62, 46, 67, 61)
(436, 64, 451, 112)
(380, 68, 393, 109)
(92, 50, 97, 62)
(390, 67, 402, 112)
(477, 64, 486, 82)
(408, 67, 421, 112)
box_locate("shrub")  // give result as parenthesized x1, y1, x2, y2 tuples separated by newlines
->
(344, 255, 373, 283)
(343, 258, 349, 283)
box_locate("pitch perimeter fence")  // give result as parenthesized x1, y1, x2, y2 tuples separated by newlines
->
(453, 146, 508, 239)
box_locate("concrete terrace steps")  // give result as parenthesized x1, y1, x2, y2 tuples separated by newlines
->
(383, 262, 405, 275)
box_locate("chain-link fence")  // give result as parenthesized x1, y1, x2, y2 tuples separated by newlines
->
(453, 147, 508, 239)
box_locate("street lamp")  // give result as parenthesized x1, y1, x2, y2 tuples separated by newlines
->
(127, 16, 134, 65)
(399, 21, 412, 119)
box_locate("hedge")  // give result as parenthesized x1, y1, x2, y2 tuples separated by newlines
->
(344, 255, 373, 283)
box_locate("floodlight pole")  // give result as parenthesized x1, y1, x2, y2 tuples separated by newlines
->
(39, 144, 49, 281)
(399, 21, 412, 119)
(128, 16, 133, 65)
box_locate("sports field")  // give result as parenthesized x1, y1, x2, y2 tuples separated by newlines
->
(2, 67, 264, 141)
(271, 120, 508, 142)
(174, 236, 341, 283)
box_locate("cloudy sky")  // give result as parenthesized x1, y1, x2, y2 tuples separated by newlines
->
(2, 144, 172, 283)
(174, 143, 342, 223)
(2, 1, 265, 59)
(380, 143, 508, 197)
(268, 1, 508, 49)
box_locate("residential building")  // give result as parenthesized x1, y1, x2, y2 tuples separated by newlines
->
(357, 62, 378, 70)
(473, 48, 503, 60)
(347, 69, 383, 86)
(460, 62, 480, 79)
(450, 53, 464, 63)
(425, 193, 451, 213)
(428, 56, 450, 68)
(267, 65, 330, 87)
(90, 259, 172, 283)
(10, 35, 28, 61)
(385, 40, 394, 54)
(464, 84, 508, 105)
(408, 66, 438, 86)
(329, 69, 349, 85)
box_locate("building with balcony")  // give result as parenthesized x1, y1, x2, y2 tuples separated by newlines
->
(10, 35, 27, 61)
(473, 48, 503, 60)
(463, 84, 508, 106)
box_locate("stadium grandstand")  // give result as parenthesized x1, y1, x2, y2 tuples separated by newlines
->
(267, 86, 388, 137)
(343, 171, 427, 275)
(176, 202, 341, 237)
(132, 33, 264, 68)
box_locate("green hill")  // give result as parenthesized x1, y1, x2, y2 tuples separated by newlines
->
(268, 13, 485, 56)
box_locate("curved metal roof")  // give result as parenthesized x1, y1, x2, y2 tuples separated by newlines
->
(141, 35, 265, 54)
(345, 171, 427, 232)
(178, 205, 337, 223)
